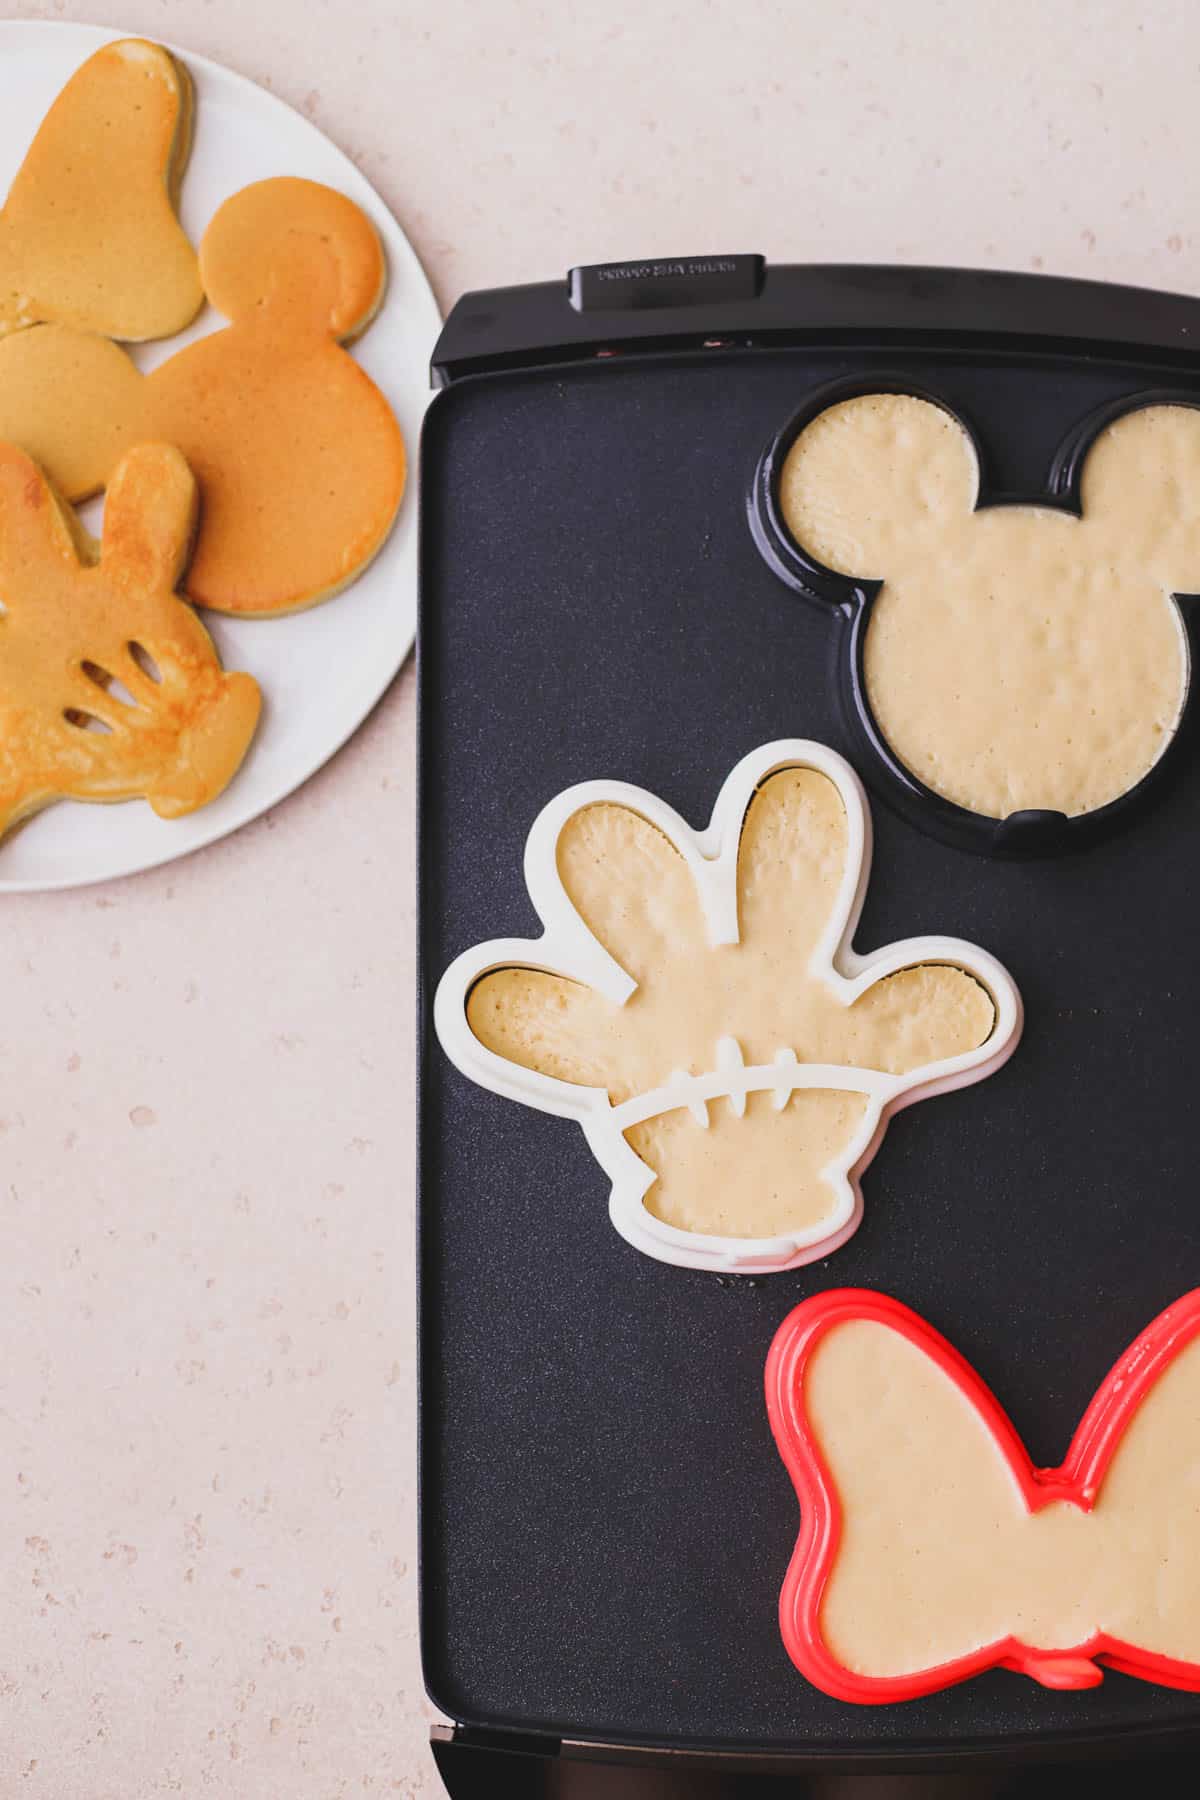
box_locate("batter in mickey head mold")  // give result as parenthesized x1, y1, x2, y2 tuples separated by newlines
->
(0, 176, 406, 616)
(777, 393, 1197, 822)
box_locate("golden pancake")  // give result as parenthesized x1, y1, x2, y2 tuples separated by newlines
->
(0, 440, 260, 839)
(0, 177, 406, 616)
(0, 38, 201, 341)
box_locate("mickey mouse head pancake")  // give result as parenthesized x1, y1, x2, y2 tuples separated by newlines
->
(770, 393, 1195, 832)
(149, 176, 405, 614)
(0, 177, 406, 616)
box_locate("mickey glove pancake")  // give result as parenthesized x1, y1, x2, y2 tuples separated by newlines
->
(0, 441, 260, 840)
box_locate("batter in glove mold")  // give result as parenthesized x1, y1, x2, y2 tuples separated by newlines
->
(435, 741, 1021, 1272)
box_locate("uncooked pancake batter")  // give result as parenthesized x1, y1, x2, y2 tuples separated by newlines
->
(780, 394, 1193, 819)
(806, 1319, 1200, 1676)
(467, 766, 994, 1238)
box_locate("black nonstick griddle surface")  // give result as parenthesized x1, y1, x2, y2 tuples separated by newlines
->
(419, 339, 1200, 1757)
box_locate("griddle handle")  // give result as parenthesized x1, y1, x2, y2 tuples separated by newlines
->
(568, 254, 765, 313)
(992, 808, 1070, 854)
(430, 263, 1200, 388)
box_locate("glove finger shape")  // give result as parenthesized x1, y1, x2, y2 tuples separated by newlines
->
(437, 741, 1022, 1271)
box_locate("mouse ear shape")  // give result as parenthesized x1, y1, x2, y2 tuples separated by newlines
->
(0, 442, 82, 612)
(200, 177, 386, 342)
(0, 39, 202, 341)
(466, 967, 620, 1093)
(1080, 404, 1200, 589)
(555, 802, 708, 988)
(100, 443, 197, 596)
(778, 393, 977, 580)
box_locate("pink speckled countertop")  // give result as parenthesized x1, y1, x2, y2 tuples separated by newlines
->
(5, 1, 1200, 1792)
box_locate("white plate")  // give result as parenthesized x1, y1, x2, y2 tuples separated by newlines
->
(0, 21, 440, 892)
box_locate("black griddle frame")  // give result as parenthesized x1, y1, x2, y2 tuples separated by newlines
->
(421, 255, 1200, 1797)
